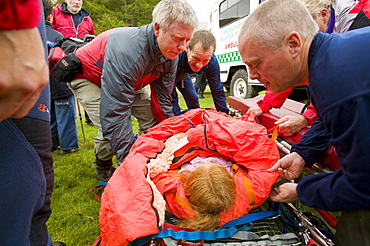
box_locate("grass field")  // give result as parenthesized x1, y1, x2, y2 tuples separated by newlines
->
(47, 87, 223, 245)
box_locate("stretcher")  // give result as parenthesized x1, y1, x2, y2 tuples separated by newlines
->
(96, 100, 339, 246)
(227, 95, 341, 173)
(228, 95, 342, 245)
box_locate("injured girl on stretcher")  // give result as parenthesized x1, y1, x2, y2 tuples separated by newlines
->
(99, 109, 280, 246)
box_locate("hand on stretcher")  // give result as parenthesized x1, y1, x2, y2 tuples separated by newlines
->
(268, 152, 305, 203)
(275, 115, 310, 137)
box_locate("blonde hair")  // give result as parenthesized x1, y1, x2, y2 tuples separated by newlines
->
(300, 0, 334, 21)
(175, 163, 236, 231)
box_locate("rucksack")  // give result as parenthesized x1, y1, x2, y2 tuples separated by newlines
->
(48, 36, 94, 82)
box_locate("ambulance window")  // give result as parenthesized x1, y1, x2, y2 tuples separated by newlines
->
(238, 0, 250, 18)
(228, 0, 239, 6)
(219, 0, 250, 28)
(220, 1, 228, 12)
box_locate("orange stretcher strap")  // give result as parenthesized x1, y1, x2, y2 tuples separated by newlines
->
(243, 176, 255, 209)
(267, 124, 280, 141)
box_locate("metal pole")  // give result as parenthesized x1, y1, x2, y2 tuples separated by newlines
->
(76, 98, 86, 142)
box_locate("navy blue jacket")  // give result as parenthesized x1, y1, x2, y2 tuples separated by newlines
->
(172, 52, 228, 115)
(292, 28, 370, 211)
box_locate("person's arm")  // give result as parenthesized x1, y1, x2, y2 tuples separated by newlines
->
(269, 119, 331, 180)
(247, 87, 294, 116)
(275, 102, 318, 136)
(1, 0, 41, 30)
(100, 32, 141, 163)
(296, 96, 370, 211)
(176, 76, 200, 111)
(291, 118, 331, 166)
(275, 115, 310, 136)
(300, 102, 318, 125)
(0, 0, 49, 121)
(204, 55, 229, 114)
(259, 87, 294, 111)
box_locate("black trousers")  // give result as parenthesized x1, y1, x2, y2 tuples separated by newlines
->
(334, 209, 370, 246)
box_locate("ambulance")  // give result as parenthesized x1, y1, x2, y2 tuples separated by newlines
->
(210, 0, 266, 98)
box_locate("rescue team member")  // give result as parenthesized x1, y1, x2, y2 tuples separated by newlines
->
(247, 0, 335, 136)
(238, 0, 370, 244)
(172, 30, 229, 116)
(66, 0, 198, 181)
(52, 0, 95, 39)
(52, 0, 96, 126)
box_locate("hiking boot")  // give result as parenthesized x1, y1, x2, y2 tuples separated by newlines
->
(95, 156, 115, 182)
(52, 242, 66, 246)
(96, 165, 116, 182)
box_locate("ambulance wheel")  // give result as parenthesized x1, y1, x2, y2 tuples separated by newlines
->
(230, 69, 252, 99)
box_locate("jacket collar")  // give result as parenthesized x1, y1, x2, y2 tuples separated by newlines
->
(61, 2, 91, 17)
(147, 24, 167, 64)
(308, 32, 325, 69)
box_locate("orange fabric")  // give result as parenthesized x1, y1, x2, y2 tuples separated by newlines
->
(99, 109, 280, 245)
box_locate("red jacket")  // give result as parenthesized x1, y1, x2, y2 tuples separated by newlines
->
(52, 2, 95, 38)
(257, 87, 318, 125)
(0, 0, 41, 30)
(99, 109, 279, 245)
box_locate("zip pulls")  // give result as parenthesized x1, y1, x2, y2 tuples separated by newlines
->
(69, 14, 89, 38)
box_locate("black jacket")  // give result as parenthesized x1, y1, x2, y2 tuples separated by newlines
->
(45, 22, 73, 100)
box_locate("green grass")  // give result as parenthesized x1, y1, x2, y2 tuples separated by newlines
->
(47, 87, 220, 245)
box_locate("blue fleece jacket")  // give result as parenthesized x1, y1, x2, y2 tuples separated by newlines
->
(292, 27, 370, 211)
(174, 52, 229, 114)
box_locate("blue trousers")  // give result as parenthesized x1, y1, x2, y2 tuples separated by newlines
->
(12, 117, 54, 246)
(172, 77, 200, 116)
(0, 119, 48, 246)
(194, 71, 207, 94)
(50, 95, 79, 151)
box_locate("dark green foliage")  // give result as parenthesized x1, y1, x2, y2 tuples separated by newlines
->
(55, 0, 161, 34)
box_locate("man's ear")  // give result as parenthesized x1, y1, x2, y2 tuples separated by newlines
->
(154, 22, 160, 37)
(320, 8, 330, 27)
(46, 14, 53, 23)
(285, 31, 301, 58)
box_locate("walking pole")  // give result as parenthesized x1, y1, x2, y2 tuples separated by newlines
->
(76, 98, 86, 142)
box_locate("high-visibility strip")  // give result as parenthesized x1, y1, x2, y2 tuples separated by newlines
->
(173, 142, 204, 164)
(217, 51, 242, 64)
